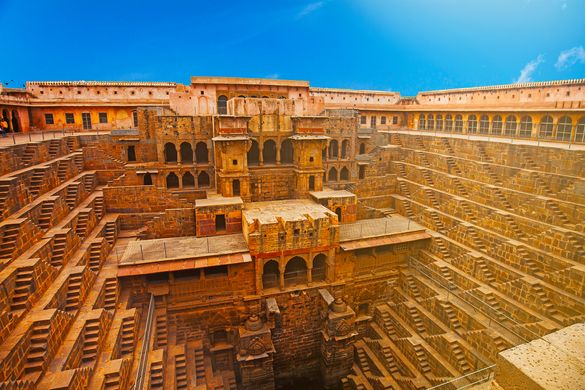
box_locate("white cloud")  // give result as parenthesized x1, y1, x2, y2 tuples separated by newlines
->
(561, 0, 568, 10)
(555, 46, 585, 70)
(515, 55, 544, 83)
(297, 1, 324, 18)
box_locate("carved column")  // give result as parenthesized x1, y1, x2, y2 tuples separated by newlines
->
(320, 297, 357, 389)
(236, 315, 276, 390)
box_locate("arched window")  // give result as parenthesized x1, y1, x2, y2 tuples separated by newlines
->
(505, 115, 517, 136)
(143, 173, 153, 185)
(436, 115, 443, 131)
(467, 115, 477, 133)
(217, 95, 228, 115)
(312, 254, 326, 282)
(195, 142, 208, 163)
(309, 175, 315, 191)
(164, 143, 177, 163)
(575, 117, 585, 143)
(182, 172, 195, 188)
(248, 140, 260, 165)
(328, 167, 338, 181)
(166, 173, 179, 188)
(180, 142, 193, 163)
(556, 115, 572, 141)
(232, 179, 240, 196)
(427, 114, 435, 130)
(328, 140, 339, 159)
(479, 115, 489, 134)
(132, 110, 138, 127)
(454, 115, 463, 133)
(281, 139, 293, 164)
(418, 114, 426, 130)
(491, 115, 503, 135)
(11, 110, 20, 132)
(127, 145, 136, 162)
(284, 257, 307, 286)
(335, 207, 342, 222)
(262, 260, 279, 289)
(263, 139, 277, 164)
(359, 143, 366, 155)
(445, 115, 453, 132)
(341, 140, 349, 159)
(340, 167, 349, 181)
(198, 171, 210, 187)
(519, 116, 533, 138)
(539, 115, 553, 138)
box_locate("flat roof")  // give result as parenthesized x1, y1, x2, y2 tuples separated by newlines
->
(310, 190, 356, 200)
(243, 199, 334, 225)
(195, 196, 243, 208)
(339, 216, 428, 244)
(191, 76, 309, 88)
(119, 234, 249, 266)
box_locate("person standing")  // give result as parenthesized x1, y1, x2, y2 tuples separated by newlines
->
(0, 118, 8, 137)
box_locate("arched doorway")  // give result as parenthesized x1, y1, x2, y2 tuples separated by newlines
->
(328, 140, 338, 160)
(312, 254, 326, 282)
(340, 167, 349, 181)
(195, 142, 209, 163)
(280, 139, 293, 164)
(263, 140, 276, 164)
(11, 110, 20, 132)
(183, 172, 195, 188)
(335, 207, 342, 223)
(328, 167, 338, 182)
(143, 173, 153, 185)
(180, 142, 193, 163)
(198, 171, 210, 187)
(248, 140, 260, 165)
(284, 257, 307, 287)
(309, 175, 315, 191)
(359, 143, 366, 155)
(232, 179, 241, 196)
(127, 145, 136, 162)
(262, 260, 279, 289)
(164, 143, 177, 163)
(341, 140, 349, 158)
(166, 173, 179, 188)
(217, 95, 228, 115)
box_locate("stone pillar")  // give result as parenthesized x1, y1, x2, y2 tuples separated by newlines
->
(307, 266, 313, 285)
(279, 262, 285, 290)
(276, 144, 281, 165)
(320, 297, 357, 389)
(236, 315, 276, 390)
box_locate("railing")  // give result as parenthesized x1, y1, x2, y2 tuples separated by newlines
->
(133, 293, 155, 390)
(426, 364, 496, 390)
(284, 270, 308, 287)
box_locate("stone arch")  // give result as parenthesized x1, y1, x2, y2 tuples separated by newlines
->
(519, 115, 533, 138)
(312, 254, 326, 282)
(232, 179, 241, 196)
(328, 139, 339, 159)
(198, 171, 210, 187)
(248, 140, 260, 165)
(195, 142, 209, 163)
(467, 115, 477, 133)
(575, 117, 585, 143)
(492, 115, 502, 135)
(180, 142, 193, 163)
(164, 143, 177, 163)
(445, 114, 453, 132)
(427, 114, 435, 130)
(143, 173, 153, 185)
(11, 110, 20, 132)
(166, 172, 179, 188)
(479, 115, 489, 134)
(262, 260, 279, 289)
(454, 114, 463, 132)
(505, 115, 517, 136)
(280, 139, 293, 164)
(418, 114, 426, 130)
(183, 172, 195, 188)
(328, 167, 338, 182)
(217, 95, 228, 115)
(359, 142, 366, 155)
(556, 115, 572, 141)
(340, 166, 349, 181)
(539, 115, 553, 138)
(263, 139, 276, 164)
(341, 139, 349, 158)
(284, 256, 307, 287)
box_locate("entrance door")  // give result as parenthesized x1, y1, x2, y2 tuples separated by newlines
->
(81, 113, 92, 130)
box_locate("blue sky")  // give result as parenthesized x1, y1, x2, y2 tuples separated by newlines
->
(1, 0, 584, 95)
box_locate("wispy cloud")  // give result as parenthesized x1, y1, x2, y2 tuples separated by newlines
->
(561, 0, 568, 10)
(555, 46, 585, 70)
(297, 1, 324, 19)
(515, 55, 544, 83)
(265, 73, 280, 79)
